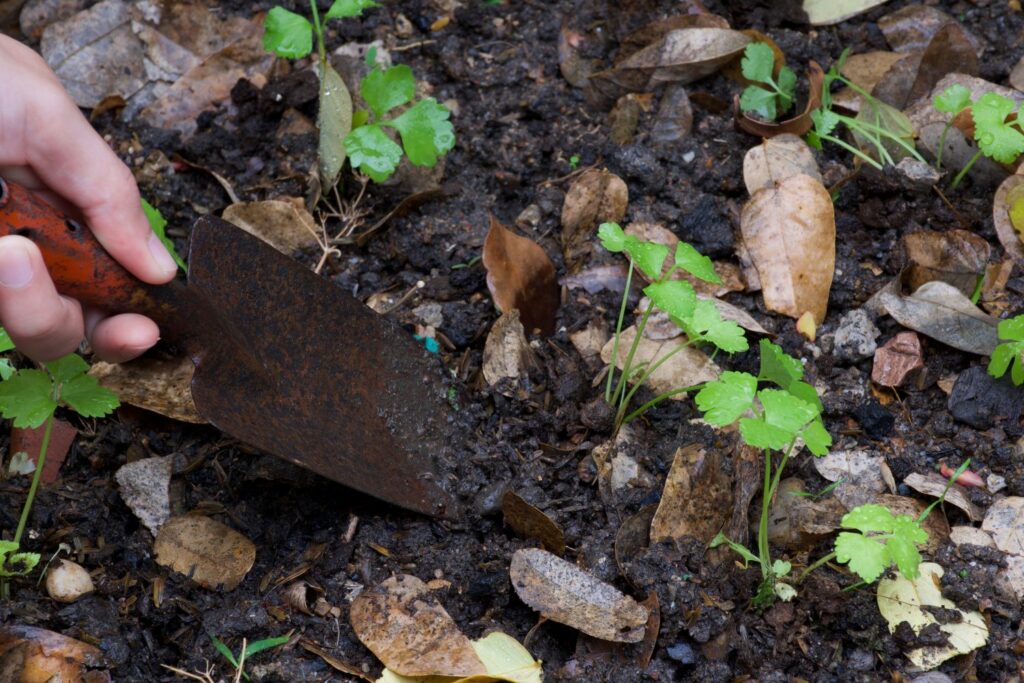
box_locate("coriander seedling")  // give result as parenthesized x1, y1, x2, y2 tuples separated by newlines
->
(143, 199, 186, 271)
(739, 42, 796, 122)
(932, 83, 973, 170)
(940, 91, 1024, 189)
(988, 315, 1024, 385)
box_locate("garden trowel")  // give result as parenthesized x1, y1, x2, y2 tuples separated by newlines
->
(0, 178, 458, 518)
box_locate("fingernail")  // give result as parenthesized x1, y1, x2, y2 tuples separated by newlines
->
(148, 232, 178, 276)
(0, 243, 34, 289)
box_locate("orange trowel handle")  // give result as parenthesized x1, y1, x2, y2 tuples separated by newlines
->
(0, 176, 192, 340)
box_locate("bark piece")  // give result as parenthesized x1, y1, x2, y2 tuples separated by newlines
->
(871, 332, 924, 387)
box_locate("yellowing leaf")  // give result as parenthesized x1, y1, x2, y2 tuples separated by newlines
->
(876, 562, 988, 670)
(375, 632, 543, 683)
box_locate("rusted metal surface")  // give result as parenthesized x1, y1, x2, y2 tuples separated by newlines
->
(0, 177, 459, 518)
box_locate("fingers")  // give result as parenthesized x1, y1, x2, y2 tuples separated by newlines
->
(84, 311, 160, 363)
(0, 235, 84, 361)
(0, 36, 178, 285)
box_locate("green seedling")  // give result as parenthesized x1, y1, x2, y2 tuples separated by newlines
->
(932, 83, 973, 170)
(808, 49, 925, 171)
(934, 88, 1024, 189)
(0, 327, 13, 381)
(569, 154, 580, 170)
(0, 351, 118, 597)
(598, 222, 747, 429)
(143, 199, 186, 272)
(739, 42, 796, 122)
(988, 315, 1024, 385)
(211, 633, 291, 681)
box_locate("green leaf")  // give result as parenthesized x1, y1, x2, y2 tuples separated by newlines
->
(0, 370, 57, 428)
(244, 635, 292, 658)
(739, 417, 794, 451)
(835, 531, 889, 584)
(801, 418, 832, 456)
(811, 108, 840, 137)
(772, 559, 792, 577)
(840, 503, 895, 534)
(887, 515, 928, 580)
(709, 532, 761, 568)
(740, 42, 775, 84)
(776, 66, 796, 112)
(345, 124, 404, 183)
(325, 0, 379, 19)
(759, 388, 817, 435)
(1013, 352, 1024, 385)
(59, 375, 119, 418)
(972, 92, 1024, 164)
(687, 299, 747, 353)
(624, 240, 669, 281)
(46, 354, 88, 384)
(142, 199, 186, 271)
(361, 65, 415, 119)
(674, 242, 720, 283)
(0, 542, 39, 577)
(644, 280, 696, 322)
(989, 343, 1016, 378)
(210, 635, 240, 669)
(598, 223, 627, 252)
(998, 315, 1024, 341)
(0, 327, 14, 353)
(695, 371, 757, 426)
(758, 339, 803, 389)
(262, 7, 313, 59)
(318, 63, 354, 188)
(0, 360, 13, 382)
(386, 98, 456, 167)
(786, 379, 823, 414)
(740, 85, 777, 121)
(933, 83, 972, 114)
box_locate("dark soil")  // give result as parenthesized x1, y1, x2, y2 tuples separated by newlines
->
(2, 0, 1024, 681)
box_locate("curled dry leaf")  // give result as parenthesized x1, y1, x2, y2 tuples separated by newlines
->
(589, 28, 750, 104)
(992, 173, 1024, 265)
(350, 574, 486, 678)
(898, 229, 990, 297)
(742, 134, 822, 195)
(740, 173, 835, 324)
(89, 356, 204, 424)
(600, 326, 720, 399)
(802, 0, 891, 26)
(154, 515, 256, 591)
(981, 496, 1024, 556)
(376, 631, 543, 683)
(650, 85, 694, 145)
(222, 199, 320, 255)
(483, 216, 560, 337)
(650, 444, 732, 545)
(0, 624, 107, 682)
(879, 281, 999, 356)
(617, 14, 731, 62)
(509, 548, 649, 643)
(561, 169, 628, 271)
(877, 563, 989, 670)
(482, 311, 535, 389)
(903, 472, 982, 522)
(502, 490, 566, 555)
(736, 62, 824, 138)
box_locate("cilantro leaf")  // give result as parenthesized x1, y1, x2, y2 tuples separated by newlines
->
(786, 379, 823, 414)
(801, 417, 832, 456)
(988, 316, 1024, 385)
(143, 199, 186, 271)
(0, 370, 57, 429)
(686, 299, 748, 353)
(345, 124, 404, 182)
(386, 98, 455, 167)
(46, 354, 89, 384)
(811, 108, 840, 137)
(998, 315, 1024, 341)
(695, 371, 757, 425)
(776, 66, 796, 112)
(710, 532, 760, 568)
(262, 7, 313, 59)
(60, 375, 119, 418)
(674, 242, 720, 283)
(598, 223, 627, 252)
(758, 339, 803, 389)
(839, 503, 894, 533)
(644, 280, 696, 322)
(740, 42, 775, 84)
(739, 389, 817, 451)
(933, 83, 972, 114)
(0, 327, 13, 353)
(0, 360, 13, 382)
(972, 92, 1024, 164)
(887, 515, 928, 579)
(740, 85, 777, 121)
(739, 417, 794, 451)
(988, 342, 1017, 378)
(835, 531, 889, 584)
(325, 0, 379, 19)
(361, 64, 416, 120)
(623, 240, 669, 280)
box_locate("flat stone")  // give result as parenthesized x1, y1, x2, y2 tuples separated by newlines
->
(833, 309, 881, 361)
(871, 331, 923, 387)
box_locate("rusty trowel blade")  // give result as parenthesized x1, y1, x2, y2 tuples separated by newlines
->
(185, 216, 458, 518)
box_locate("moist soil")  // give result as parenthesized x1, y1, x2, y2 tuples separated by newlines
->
(2, 0, 1024, 681)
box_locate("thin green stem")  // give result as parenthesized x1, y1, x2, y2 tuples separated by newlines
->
(758, 448, 773, 580)
(14, 413, 53, 547)
(309, 0, 326, 67)
(620, 383, 707, 425)
(821, 134, 884, 170)
(951, 149, 984, 190)
(614, 338, 698, 426)
(611, 301, 655, 407)
(797, 551, 837, 584)
(605, 264, 634, 403)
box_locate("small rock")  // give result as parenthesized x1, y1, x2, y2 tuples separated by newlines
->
(987, 474, 1007, 493)
(580, 397, 615, 432)
(871, 332, 923, 387)
(666, 642, 696, 664)
(894, 157, 944, 193)
(46, 560, 95, 603)
(516, 204, 542, 229)
(910, 673, 954, 683)
(853, 401, 895, 439)
(412, 302, 444, 328)
(115, 455, 173, 536)
(833, 309, 880, 361)
(948, 365, 1023, 429)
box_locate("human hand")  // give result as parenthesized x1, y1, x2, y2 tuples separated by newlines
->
(0, 35, 178, 363)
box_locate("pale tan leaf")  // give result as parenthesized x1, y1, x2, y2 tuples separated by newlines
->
(879, 281, 999, 356)
(803, 0, 890, 26)
(903, 471, 983, 522)
(154, 515, 256, 590)
(742, 134, 821, 195)
(89, 357, 204, 424)
(981, 496, 1024, 556)
(650, 444, 732, 544)
(600, 326, 720, 399)
(992, 174, 1024, 265)
(223, 199, 320, 254)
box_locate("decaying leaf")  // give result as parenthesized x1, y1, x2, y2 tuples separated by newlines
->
(878, 4, 981, 54)
(651, 444, 732, 545)
(561, 169, 628, 271)
(351, 574, 486, 678)
(740, 173, 836, 323)
(616, 14, 732, 62)
(981, 496, 1024, 556)
(879, 281, 999, 356)
(614, 505, 657, 586)
(509, 548, 649, 643)
(650, 85, 693, 145)
(482, 311, 535, 389)
(89, 356, 205, 424)
(154, 515, 256, 590)
(898, 229, 990, 297)
(559, 24, 595, 88)
(742, 134, 822, 195)
(802, 0, 890, 26)
(502, 491, 566, 555)
(871, 331, 924, 388)
(115, 455, 174, 536)
(767, 478, 846, 551)
(222, 199, 320, 255)
(876, 563, 989, 670)
(483, 216, 560, 336)
(589, 28, 750, 103)
(992, 174, 1024, 265)
(375, 631, 543, 683)
(903, 472, 982, 522)
(318, 63, 354, 188)
(600, 326, 720, 399)
(10, 418, 77, 485)
(0, 624, 107, 682)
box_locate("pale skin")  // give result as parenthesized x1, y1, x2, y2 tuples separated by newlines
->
(0, 35, 177, 363)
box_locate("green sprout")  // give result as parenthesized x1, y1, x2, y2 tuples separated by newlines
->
(569, 154, 580, 170)
(936, 89, 1024, 189)
(142, 198, 186, 272)
(598, 222, 747, 429)
(739, 42, 796, 122)
(932, 83, 973, 170)
(210, 634, 291, 682)
(988, 315, 1024, 385)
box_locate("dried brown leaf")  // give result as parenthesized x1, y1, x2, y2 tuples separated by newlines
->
(803, 0, 890, 26)
(981, 496, 1024, 556)
(89, 356, 205, 424)
(742, 134, 822, 194)
(879, 281, 999, 356)
(903, 471, 982, 522)
(482, 310, 535, 388)
(650, 444, 732, 544)
(154, 515, 256, 590)
(993, 174, 1024, 265)
(223, 199, 320, 255)
(561, 169, 628, 271)
(502, 491, 566, 555)
(897, 229, 990, 296)
(600, 326, 720, 398)
(483, 215, 559, 336)
(0, 624, 105, 682)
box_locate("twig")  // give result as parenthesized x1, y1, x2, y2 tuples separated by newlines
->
(161, 662, 216, 682)
(393, 40, 437, 52)
(233, 638, 248, 683)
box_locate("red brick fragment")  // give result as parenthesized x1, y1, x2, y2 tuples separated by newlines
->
(9, 419, 77, 484)
(871, 332, 924, 388)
